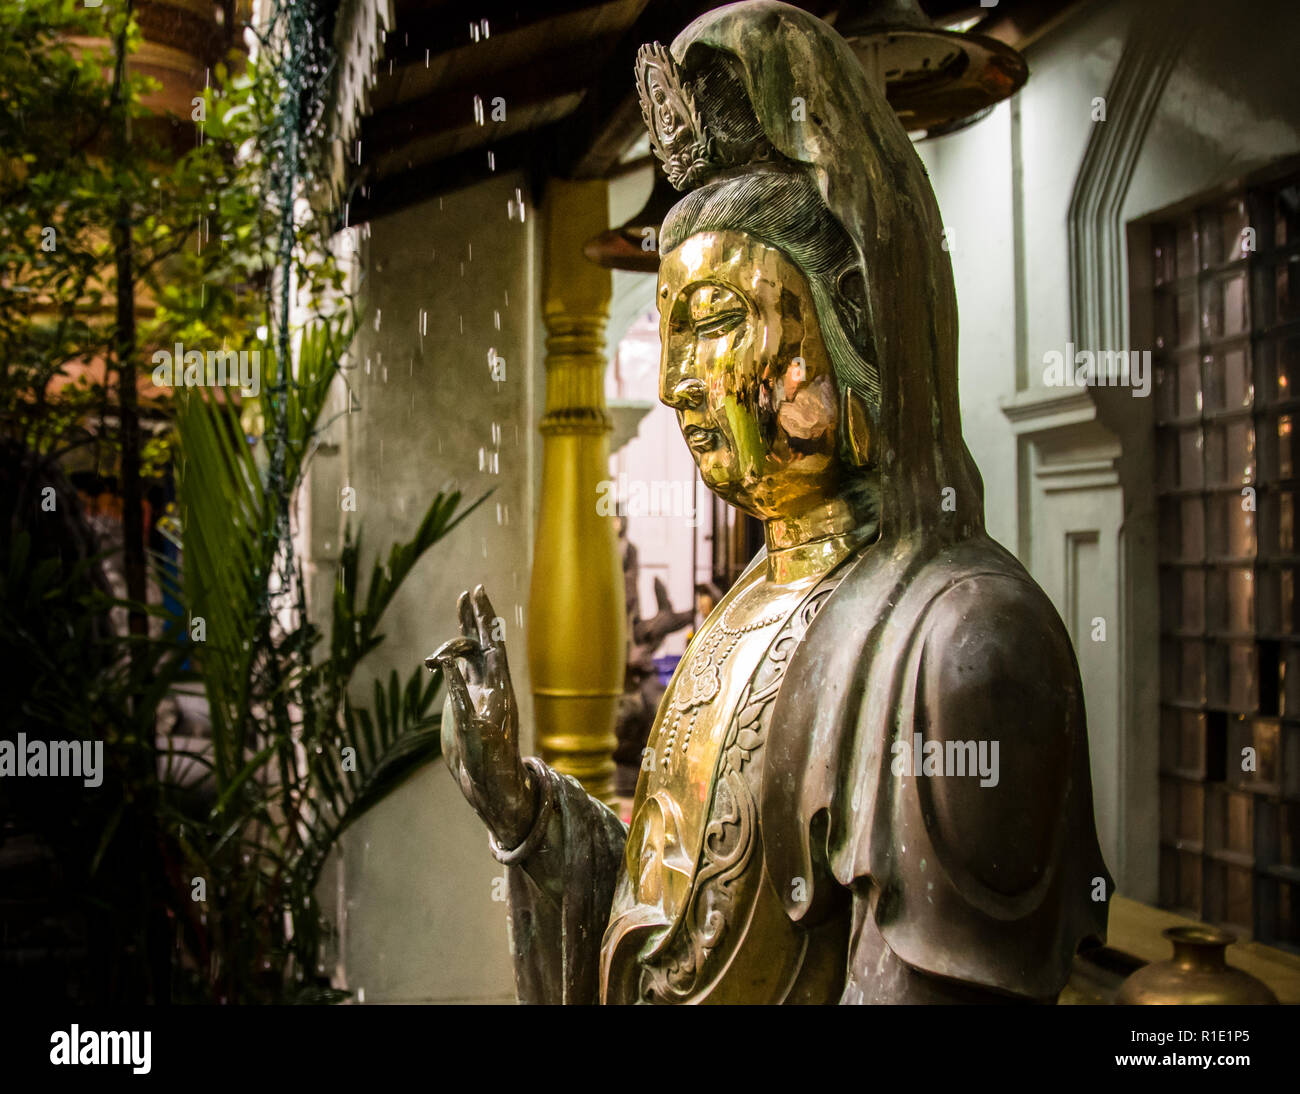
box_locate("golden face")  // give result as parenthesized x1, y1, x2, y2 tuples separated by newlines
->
(657, 230, 843, 520)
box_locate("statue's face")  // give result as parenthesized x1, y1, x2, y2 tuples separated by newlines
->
(657, 230, 843, 520)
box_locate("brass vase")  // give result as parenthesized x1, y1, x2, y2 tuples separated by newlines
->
(1115, 926, 1279, 1005)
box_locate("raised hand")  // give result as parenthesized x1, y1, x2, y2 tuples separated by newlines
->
(426, 585, 537, 849)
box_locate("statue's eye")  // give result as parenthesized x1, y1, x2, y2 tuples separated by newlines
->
(692, 309, 746, 339)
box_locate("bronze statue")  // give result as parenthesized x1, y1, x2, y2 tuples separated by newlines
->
(429, 0, 1110, 1004)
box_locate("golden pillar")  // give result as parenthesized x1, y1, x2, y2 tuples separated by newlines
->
(528, 179, 627, 803)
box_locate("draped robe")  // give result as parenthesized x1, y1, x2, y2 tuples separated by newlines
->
(501, 531, 1111, 1004)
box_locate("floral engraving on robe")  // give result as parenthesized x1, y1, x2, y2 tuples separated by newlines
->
(641, 581, 839, 1002)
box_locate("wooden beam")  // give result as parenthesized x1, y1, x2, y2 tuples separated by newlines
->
(382, 0, 618, 66)
(352, 0, 849, 211)
(361, 40, 598, 154)
(345, 123, 556, 226)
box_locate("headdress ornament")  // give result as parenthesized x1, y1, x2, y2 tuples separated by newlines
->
(636, 41, 773, 191)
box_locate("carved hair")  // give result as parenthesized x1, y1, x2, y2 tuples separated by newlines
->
(660, 165, 881, 410)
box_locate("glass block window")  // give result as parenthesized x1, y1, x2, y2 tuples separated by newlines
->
(1152, 173, 1300, 952)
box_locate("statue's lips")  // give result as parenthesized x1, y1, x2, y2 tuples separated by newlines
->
(683, 425, 717, 452)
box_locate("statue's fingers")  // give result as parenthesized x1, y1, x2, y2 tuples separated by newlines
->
(471, 585, 499, 649)
(428, 638, 484, 688)
(484, 634, 512, 689)
(457, 591, 486, 684)
(427, 636, 478, 666)
(435, 654, 477, 732)
(458, 590, 477, 640)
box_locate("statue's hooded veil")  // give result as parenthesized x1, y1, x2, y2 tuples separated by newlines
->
(669, 0, 985, 545)
(663, 2, 1110, 1000)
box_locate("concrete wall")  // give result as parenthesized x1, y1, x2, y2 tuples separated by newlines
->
(308, 172, 538, 1002)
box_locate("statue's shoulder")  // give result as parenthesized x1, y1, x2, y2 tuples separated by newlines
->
(906, 557, 1083, 895)
(917, 559, 1081, 709)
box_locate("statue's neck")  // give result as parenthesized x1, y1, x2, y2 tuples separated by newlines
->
(764, 479, 879, 583)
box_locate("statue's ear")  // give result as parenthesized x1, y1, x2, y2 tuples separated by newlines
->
(837, 265, 866, 303)
(841, 385, 875, 467)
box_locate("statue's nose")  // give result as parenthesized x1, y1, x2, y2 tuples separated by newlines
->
(664, 377, 706, 410)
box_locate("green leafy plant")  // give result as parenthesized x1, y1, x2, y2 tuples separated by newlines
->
(1, 0, 474, 1003)
(171, 318, 481, 1002)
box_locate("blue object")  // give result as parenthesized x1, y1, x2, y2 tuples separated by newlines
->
(654, 654, 681, 687)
